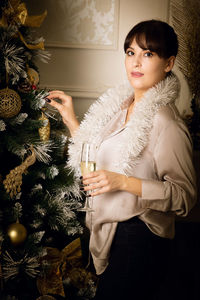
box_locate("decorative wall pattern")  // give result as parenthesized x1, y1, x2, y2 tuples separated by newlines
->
(39, 0, 119, 49)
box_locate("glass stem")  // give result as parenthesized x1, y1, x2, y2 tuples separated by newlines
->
(85, 193, 92, 209)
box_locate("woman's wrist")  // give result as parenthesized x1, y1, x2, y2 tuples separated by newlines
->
(65, 118, 80, 137)
(120, 174, 129, 191)
(120, 174, 142, 197)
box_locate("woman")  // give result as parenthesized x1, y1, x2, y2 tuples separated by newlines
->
(46, 20, 196, 299)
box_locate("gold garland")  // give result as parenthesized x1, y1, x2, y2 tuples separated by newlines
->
(3, 145, 36, 198)
(0, 0, 47, 50)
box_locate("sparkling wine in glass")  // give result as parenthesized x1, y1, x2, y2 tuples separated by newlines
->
(78, 143, 96, 212)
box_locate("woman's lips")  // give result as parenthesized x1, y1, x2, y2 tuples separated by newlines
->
(131, 72, 144, 78)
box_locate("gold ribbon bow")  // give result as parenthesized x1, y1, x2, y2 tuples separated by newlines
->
(0, 0, 47, 50)
(37, 238, 97, 297)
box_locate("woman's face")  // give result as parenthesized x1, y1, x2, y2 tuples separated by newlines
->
(125, 38, 174, 97)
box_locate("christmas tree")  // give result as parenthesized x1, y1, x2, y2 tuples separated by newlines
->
(0, 1, 96, 299)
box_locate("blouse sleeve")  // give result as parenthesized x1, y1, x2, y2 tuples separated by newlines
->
(141, 119, 197, 216)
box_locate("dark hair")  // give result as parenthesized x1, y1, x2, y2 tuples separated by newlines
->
(124, 20, 178, 58)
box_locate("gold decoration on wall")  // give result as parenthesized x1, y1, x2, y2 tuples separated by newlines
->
(7, 220, 27, 246)
(3, 146, 36, 198)
(0, 0, 47, 50)
(0, 87, 22, 119)
(38, 111, 50, 141)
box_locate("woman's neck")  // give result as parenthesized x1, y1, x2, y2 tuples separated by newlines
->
(134, 90, 145, 103)
(124, 90, 145, 125)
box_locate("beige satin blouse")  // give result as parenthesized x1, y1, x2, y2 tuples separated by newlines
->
(86, 103, 197, 275)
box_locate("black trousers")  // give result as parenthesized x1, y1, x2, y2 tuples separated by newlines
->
(93, 217, 172, 300)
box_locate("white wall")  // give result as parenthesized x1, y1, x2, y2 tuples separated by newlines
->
(26, 0, 191, 120)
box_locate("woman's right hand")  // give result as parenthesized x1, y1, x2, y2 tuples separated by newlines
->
(46, 90, 79, 136)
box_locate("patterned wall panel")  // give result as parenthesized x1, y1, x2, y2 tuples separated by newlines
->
(36, 0, 119, 49)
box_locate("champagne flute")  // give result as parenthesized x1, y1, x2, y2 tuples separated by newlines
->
(78, 143, 96, 212)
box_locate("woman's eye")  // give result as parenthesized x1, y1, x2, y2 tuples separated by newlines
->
(144, 51, 153, 57)
(126, 50, 134, 56)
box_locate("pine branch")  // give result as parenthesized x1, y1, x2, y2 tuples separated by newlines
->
(4, 135, 27, 158)
(3, 42, 27, 84)
(9, 113, 28, 126)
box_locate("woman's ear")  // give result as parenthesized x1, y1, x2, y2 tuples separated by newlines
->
(165, 56, 176, 73)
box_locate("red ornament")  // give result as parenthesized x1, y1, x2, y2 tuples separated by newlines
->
(32, 85, 37, 90)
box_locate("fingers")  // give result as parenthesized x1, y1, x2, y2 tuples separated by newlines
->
(83, 179, 107, 192)
(86, 183, 110, 196)
(83, 170, 108, 181)
(46, 90, 72, 103)
(82, 171, 100, 183)
(82, 170, 109, 185)
(82, 170, 111, 196)
(46, 98, 63, 112)
(81, 170, 123, 196)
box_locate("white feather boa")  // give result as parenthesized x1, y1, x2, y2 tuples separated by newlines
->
(67, 73, 180, 177)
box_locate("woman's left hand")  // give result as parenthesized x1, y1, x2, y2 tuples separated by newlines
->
(82, 170, 126, 196)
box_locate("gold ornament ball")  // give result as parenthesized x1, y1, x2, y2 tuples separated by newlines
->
(27, 67, 40, 86)
(0, 88, 22, 118)
(7, 222, 27, 246)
